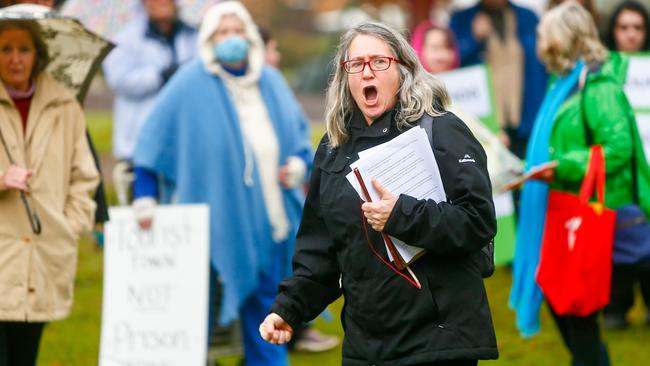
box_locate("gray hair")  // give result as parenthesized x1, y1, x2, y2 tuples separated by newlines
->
(324, 22, 450, 148)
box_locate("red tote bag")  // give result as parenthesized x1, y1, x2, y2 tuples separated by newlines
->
(536, 145, 616, 316)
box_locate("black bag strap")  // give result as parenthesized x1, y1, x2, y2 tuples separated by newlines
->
(0, 125, 41, 234)
(418, 112, 495, 277)
(581, 76, 640, 204)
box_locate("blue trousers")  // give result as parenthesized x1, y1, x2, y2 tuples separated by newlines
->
(209, 250, 289, 366)
(239, 266, 289, 366)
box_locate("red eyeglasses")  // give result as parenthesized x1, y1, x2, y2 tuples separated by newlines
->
(341, 56, 401, 74)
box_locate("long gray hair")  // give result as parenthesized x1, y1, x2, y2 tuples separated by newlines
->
(324, 22, 450, 147)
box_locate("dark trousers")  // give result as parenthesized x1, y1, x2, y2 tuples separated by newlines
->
(504, 126, 528, 160)
(504, 126, 528, 220)
(413, 361, 477, 366)
(604, 264, 650, 317)
(0, 321, 45, 366)
(547, 306, 609, 366)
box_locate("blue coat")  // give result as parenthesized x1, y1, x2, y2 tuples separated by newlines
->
(133, 59, 312, 325)
(450, 2, 548, 138)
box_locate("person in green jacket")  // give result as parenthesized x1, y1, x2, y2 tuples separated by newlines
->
(602, 0, 650, 331)
(532, 2, 650, 365)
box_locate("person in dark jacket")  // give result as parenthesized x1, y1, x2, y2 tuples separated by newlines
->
(449, 0, 547, 159)
(260, 22, 498, 366)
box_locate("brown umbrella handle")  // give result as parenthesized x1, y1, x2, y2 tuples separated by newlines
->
(20, 191, 41, 235)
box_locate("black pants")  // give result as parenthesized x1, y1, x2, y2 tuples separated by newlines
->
(0, 322, 45, 366)
(504, 126, 528, 220)
(504, 126, 528, 160)
(604, 264, 650, 317)
(547, 306, 608, 366)
(413, 361, 477, 366)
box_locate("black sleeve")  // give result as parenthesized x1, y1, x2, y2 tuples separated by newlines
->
(86, 131, 109, 223)
(270, 136, 342, 330)
(383, 112, 496, 256)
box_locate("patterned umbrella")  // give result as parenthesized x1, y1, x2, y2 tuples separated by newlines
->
(0, 4, 114, 102)
(61, 0, 220, 41)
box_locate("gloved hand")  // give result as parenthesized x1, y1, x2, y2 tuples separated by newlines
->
(279, 156, 307, 189)
(133, 196, 156, 230)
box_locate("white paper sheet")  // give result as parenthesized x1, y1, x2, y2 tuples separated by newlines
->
(346, 127, 447, 264)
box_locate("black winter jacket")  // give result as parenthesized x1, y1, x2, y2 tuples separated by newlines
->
(271, 109, 498, 365)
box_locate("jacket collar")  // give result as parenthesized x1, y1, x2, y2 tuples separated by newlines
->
(0, 74, 75, 158)
(349, 105, 397, 140)
(0, 73, 74, 107)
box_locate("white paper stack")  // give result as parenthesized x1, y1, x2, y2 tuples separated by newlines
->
(346, 126, 447, 264)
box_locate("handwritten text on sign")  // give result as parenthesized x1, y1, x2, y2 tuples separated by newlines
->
(99, 205, 210, 366)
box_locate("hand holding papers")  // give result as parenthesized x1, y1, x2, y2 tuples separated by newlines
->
(346, 126, 447, 268)
(499, 161, 559, 192)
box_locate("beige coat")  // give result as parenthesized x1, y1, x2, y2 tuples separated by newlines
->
(0, 74, 99, 322)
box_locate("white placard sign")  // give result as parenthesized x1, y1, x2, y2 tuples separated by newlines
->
(437, 65, 492, 118)
(636, 113, 650, 161)
(99, 204, 210, 366)
(625, 56, 650, 109)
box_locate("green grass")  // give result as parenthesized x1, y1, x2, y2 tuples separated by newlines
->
(37, 112, 650, 365)
(85, 111, 113, 157)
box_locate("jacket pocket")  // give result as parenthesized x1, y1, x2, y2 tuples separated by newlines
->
(424, 275, 443, 325)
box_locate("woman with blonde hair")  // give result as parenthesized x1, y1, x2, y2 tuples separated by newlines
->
(260, 22, 498, 365)
(511, 2, 650, 364)
(547, 0, 600, 27)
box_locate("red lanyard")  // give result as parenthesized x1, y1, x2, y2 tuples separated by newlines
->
(359, 201, 421, 289)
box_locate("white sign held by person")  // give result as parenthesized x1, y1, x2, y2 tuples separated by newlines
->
(99, 205, 210, 366)
(625, 56, 650, 110)
(636, 113, 650, 161)
(436, 65, 492, 119)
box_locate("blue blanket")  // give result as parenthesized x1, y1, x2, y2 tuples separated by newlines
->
(509, 61, 584, 337)
(134, 59, 312, 325)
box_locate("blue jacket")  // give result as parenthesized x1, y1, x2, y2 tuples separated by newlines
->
(103, 18, 197, 160)
(450, 2, 548, 138)
(133, 59, 312, 325)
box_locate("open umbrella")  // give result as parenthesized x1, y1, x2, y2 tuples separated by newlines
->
(0, 4, 114, 102)
(61, 0, 220, 41)
(0, 4, 114, 234)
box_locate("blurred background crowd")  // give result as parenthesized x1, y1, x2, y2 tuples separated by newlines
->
(1, 0, 650, 365)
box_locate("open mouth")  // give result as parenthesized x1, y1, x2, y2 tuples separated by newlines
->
(363, 86, 378, 104)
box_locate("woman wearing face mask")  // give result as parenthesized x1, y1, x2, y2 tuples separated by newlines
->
(131, 2, 312, 366)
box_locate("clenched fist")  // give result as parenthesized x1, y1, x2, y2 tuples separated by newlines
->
(259, 313, 293, 344)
